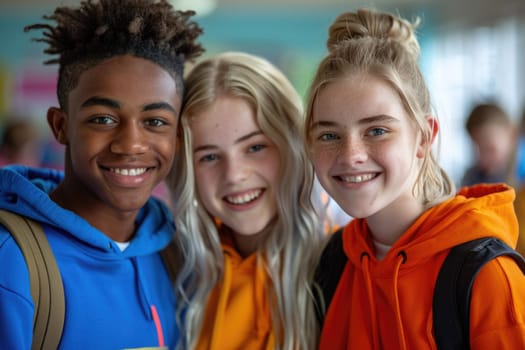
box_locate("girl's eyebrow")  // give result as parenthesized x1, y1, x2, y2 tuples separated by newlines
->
(310, 120, 339, 130)
(235, 130, 263, 144)
(194, 144, 217, 153)
(358, 114, 398, 124)
(310, 114, 398, 129)
(194, 130, 264, 153)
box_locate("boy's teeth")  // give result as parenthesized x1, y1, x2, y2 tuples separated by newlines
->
(111, 168, 147, 176)
(341, 173, 374, 183)
(227, 189, 262, 204)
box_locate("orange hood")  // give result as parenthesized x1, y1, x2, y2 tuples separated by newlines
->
(319, 183, 521, 349)
(345, 183, 518, 268)
(196, 233, 274, 350)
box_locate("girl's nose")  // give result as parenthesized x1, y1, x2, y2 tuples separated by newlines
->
(337, 136, 367, 165)
(223, 156, 249, 184)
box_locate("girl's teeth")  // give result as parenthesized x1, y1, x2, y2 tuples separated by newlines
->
(227, 190, 262, 204)
(341, 173, 374, 183)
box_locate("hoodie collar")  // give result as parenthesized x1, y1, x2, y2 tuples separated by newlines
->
(0, 165, 175, 256)
(345, 183, 517, 269)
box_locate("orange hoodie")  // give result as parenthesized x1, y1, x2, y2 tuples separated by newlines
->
(513, 185, 525, 256)
(196, 234, 274, 350)
(319, 183, 525, 350)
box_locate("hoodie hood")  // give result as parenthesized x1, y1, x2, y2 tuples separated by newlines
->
(0, 165, 174, 256)
(319, 183, 520, 350)
(196, 232, 274, 350)
(344, 183, 517, 269)
(0, 165, 180, 348)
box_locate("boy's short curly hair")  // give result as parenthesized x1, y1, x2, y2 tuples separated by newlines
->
(24, 0, 204, 109)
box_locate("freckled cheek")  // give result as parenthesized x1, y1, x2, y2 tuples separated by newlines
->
(311, 146, 337, 169)
(266, 160, 281, 189)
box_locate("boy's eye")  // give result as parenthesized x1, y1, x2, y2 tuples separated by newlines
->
(318, 133, 338, 141)
(145, 118, 167, 127)
(248, 144, 266, 153)
(90, 115, 116, 125)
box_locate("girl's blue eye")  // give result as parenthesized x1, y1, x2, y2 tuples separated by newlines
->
(369, 128, 386, 136)
(249, 144, 266, 153)
(200, 154, 218, 162)
(319, 133, 338, 141)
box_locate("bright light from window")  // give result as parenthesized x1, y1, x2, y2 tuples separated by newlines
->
(169, 0, 217, 17)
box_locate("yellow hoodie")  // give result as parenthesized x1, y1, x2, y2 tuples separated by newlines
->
(196, 233, 274, 350)
(319, 183, 525, 349)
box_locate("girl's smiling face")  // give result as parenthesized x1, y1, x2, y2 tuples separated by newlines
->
(191, 95, 280, 239)
(309, 74, 425, 221)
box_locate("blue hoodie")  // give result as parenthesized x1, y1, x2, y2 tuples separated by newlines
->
(0, 165, 178, 349)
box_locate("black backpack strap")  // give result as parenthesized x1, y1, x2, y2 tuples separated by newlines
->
(0, 209, 65, 350)
(313, 227, 347, 324)
(433, 237, 525, 350)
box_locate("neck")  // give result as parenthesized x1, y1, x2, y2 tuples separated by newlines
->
(372, 238, 392, 260)
(366, 195, 424, 246)
(223, 224, 271, 258)
(50, 184, 137, 242)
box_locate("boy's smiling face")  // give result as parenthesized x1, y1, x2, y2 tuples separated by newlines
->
(49, 55, 180, 220)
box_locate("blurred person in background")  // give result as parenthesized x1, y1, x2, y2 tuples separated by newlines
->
(460, 102, 516, 187)
(512, 106, 525, 256)
(0, 114, 41, 167)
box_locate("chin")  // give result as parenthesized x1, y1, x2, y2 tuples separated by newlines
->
(339, 205, 374, 219)
(229, 220, 268, 236)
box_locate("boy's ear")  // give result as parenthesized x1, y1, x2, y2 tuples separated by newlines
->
(416, 115, 439, 158)
(47, 107, 68, 145)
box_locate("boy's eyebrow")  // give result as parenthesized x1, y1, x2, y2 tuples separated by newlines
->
(80, 97, 176, 113)
(81, 96, 120, 109)
(143, 102, 177, 113)
(193, 130, 264, 153)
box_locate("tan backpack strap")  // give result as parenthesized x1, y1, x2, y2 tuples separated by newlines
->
(160, 241, 180, 283)
(0, 209, 65, 350)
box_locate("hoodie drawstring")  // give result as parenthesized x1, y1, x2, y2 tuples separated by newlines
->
(150, 305, 165, 347)
(361, 251, 408, 350)
(361, 252, 379, 349)
(132, 258, 165, 347)
(131, 258, 153, 319)
(254, 257, 270, 339)
(393, 252, 408, 350)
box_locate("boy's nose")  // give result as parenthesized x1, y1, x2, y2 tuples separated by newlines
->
(110, 124, 149, 155)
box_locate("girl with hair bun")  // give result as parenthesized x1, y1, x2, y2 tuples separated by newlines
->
(306, 8, 525, 349)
